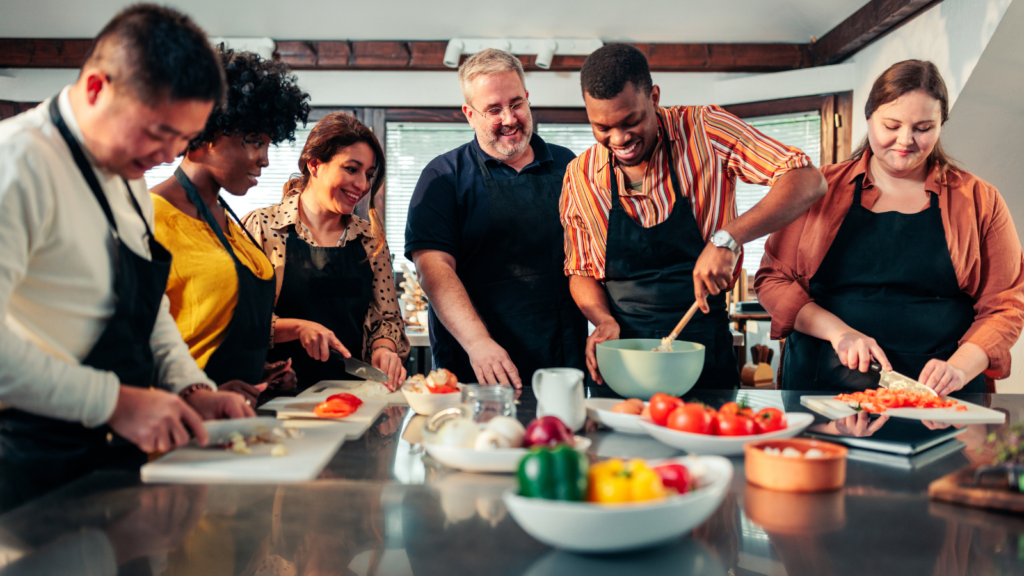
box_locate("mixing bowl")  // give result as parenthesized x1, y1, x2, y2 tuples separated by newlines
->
(596, 339, 704, 400)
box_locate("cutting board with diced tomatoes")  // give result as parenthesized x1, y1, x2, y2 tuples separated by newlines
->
(800, 395, 1005, 425)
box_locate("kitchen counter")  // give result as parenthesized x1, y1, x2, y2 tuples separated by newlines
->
(0, 390, 1022, 575)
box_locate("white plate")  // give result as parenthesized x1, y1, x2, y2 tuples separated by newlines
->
(401, 386, 463, 416)
(800, 395, 1006, 425)
(423, 437, 592, 474)
(504, 455, 733, 553)
(637, 412, 815, 456)
(585, 398, 648, 435)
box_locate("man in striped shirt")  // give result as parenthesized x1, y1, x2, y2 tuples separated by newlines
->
(561, 44, 827, 392)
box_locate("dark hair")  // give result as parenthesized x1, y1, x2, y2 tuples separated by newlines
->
(187, 47, 310, 151)
(852, 59, 961, 180)
(82, 4, 225, 106)
(580, 44, 653, 100)
(284, 112, 387, 257)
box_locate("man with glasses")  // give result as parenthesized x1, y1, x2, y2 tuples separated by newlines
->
(406, 49, 587, 388)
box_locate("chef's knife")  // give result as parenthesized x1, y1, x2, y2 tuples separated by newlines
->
(329, 349, 389, 383)
(198, 417, 283, 447)
(869, 361, 938, 397)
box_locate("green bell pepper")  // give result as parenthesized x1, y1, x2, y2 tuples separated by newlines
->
(516, 445, 588, 501)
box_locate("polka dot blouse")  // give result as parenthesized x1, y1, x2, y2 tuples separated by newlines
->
(241, 191, 410, 362)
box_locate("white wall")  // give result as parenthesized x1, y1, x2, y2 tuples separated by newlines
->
(847, 0, 1013, 145)
(941, 0, 1024, 393)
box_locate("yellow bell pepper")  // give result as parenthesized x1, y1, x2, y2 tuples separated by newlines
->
(587, 458, 666, 504)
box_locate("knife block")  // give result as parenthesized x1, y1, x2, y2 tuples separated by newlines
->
(741, 362, 774, 388)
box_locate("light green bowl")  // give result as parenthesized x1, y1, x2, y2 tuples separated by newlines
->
(596, 339, 705, 400)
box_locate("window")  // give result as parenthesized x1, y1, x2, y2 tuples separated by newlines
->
(734, 112, 821, 280)
(143, 128, 311, 218)
(384, 122, 597, 270)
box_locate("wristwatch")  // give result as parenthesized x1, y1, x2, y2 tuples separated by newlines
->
(711, 230, 741, 255)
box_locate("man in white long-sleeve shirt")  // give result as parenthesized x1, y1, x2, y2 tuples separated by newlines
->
(0, 4, 254, 509)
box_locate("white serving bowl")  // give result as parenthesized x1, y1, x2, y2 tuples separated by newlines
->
(401, 386, 462, 416)
(637, 412, 815, 456)
(504, 455, 733, 553)
(423, 437, 592, 474)
(585, 398, 648, 435)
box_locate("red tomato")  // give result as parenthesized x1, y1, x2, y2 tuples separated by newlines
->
(720, 401, 753, 418)
(649, 393, 683, 426)
(666, 404, 712, 434)
(717, 413, 756, 436)
(314, 398, 358, 418)
(653, 463, 692, 494)
(753, 408, 787, 434)
(326, 393, 363, 408)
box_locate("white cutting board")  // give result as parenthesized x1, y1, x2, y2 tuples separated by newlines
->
(800, 395, 1006, 425)
(260, 396, 387, 439)
(141, 420, 346, 483)
(298, 380, 407, 405)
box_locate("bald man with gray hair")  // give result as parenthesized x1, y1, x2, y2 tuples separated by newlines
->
(405, 49, 587, 388)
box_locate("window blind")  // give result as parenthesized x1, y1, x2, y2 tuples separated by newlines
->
(734, 112, 821, 280)
(143, 128, 312, 219)
(384, 122, 597, 271)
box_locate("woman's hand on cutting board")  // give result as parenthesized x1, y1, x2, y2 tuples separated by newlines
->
(830, 330, 891, 373)
(919, 360, 967, 397)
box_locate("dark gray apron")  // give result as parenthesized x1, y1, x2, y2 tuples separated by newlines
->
(266, 225, 374, 390)
(593, 131, 739, 397)
(782, 174, 985, 394)
(173, 168, 275, 385)
(0, 98, 172, 511)
(428, 148, 588, 385)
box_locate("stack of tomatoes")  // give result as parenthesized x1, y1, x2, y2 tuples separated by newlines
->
(647, 393, 787, 436)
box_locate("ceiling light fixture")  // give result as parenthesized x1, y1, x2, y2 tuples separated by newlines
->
(442, 38, 604, 69)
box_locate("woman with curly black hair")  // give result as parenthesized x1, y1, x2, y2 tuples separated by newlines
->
(150, 47, 310, 405)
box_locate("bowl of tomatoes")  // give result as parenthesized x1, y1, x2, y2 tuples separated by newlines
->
(636, 395, 815, 456)
(596, 339, 705, 400)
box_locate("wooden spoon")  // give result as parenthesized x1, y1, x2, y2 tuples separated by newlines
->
(656, 301, 702, 351)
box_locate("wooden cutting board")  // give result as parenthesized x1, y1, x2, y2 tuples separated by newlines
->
(141, 420, 347, 484)
(260, 397, 387, 439)
(929, 464, 1024, 513)
(800, 395, 1006, 425)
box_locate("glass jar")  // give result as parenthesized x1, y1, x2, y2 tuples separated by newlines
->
(461, 384, 516, 423)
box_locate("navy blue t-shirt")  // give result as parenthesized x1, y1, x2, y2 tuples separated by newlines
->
(404, 133, 576, 271)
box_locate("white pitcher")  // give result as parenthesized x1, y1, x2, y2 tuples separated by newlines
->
(532, 368, 586, 431)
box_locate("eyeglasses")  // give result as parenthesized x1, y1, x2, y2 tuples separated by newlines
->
(468, 99, 531, 122)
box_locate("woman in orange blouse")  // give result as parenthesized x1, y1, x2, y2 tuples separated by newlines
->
(755, 60, 1024, 395)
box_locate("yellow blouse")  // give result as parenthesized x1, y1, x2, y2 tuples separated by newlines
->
(153, 194, 275, 369)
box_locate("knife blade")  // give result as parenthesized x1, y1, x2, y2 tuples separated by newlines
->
(199, 417, 283, 446)
(329, 349, 389, 383)
(869, 361, 938, 397)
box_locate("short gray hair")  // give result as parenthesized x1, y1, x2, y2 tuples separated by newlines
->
(458, 48, 526, 104)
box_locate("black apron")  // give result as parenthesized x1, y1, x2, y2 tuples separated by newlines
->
(0, 98, 172, 510)
(173, 168, 275, 385)
(428, 148, 588, 385)
(594, 135, 739, 397)
(781, 174, 986, 393)
(265, 224, 374, 390)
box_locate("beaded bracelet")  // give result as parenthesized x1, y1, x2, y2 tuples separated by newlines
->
(179, 383, 214, 399)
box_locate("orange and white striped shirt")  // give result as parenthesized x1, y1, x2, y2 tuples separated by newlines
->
(560, 105, 811, 280)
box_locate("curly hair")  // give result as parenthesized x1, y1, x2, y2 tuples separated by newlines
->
(188, 47, 310, 151)
(580, 43, 653, 100)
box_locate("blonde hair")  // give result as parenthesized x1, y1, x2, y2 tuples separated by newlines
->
(458, 48, 526, 104)
(283, 112, 387, 258)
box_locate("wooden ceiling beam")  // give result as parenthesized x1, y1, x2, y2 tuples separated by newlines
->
(0, 1, 943, 74)
(809, 0, 939, 66)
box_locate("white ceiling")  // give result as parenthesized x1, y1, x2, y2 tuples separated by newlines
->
(2, 0, 871, 43)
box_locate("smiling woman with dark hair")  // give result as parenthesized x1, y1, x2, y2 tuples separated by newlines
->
(150, 47, 310, 406)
